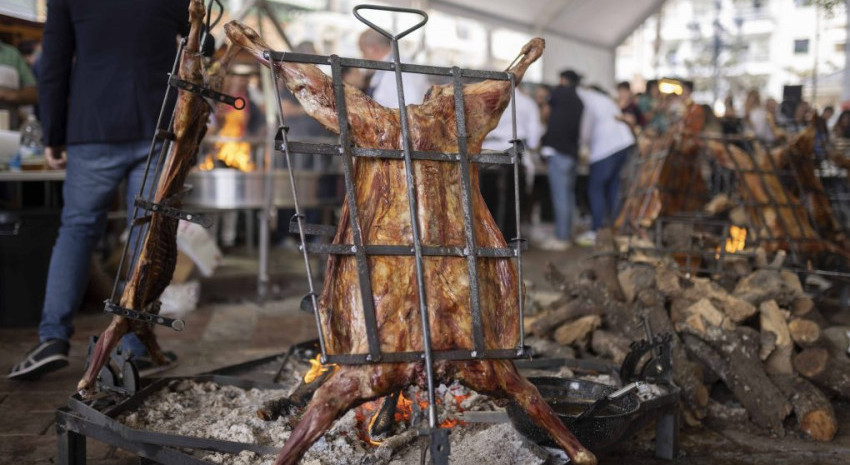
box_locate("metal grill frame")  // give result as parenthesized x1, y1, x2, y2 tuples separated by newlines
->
(618, 133, 850, 282)
(263, 4, 530, 451)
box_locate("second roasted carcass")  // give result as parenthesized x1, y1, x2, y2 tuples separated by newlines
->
(615, 130, 709, 231)
(225, 22, 596, 465)
(77, 0, 237, 396)
(706, 139, 825, 255)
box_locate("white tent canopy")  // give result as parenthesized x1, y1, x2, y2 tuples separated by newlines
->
(385, 0, 665, 86)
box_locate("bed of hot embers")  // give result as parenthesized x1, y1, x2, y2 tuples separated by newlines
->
(119, 360, 569, 465)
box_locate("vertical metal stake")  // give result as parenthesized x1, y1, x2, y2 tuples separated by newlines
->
(57, 425, 86, 465)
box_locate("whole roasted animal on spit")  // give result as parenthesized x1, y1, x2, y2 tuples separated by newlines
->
(225, 21, 597, 465)
(77, 0, 238, 396)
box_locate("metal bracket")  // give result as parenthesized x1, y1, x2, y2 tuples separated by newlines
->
(134, 197, 212, 228)
(154, 128, 176, 141)
(103, 300, 185, 331)
(426, 427, 450, 465)
(299, 293, 318, 313)
(167, 75, 245, 110)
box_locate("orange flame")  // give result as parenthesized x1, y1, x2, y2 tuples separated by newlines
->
(725, 226, 747, 253)
(210, 107, 254, 172)
(356, 388, 471, 446)
(303, 355, 337, 384)
(716, 226, 747, 259)
(198, 154, 215, 171)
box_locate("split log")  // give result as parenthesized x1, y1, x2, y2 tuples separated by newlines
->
(675, 276, 757, 323)
(635, 289, 710, 418)
(788, 318, 821, 349)
(760, 300, 793, 375)
(553, 315, 601, 346)
(793, 348, 850, 399)
(769, 374, 837, 442)
(617, 263, 655, 303)
(733, 269, 797, 307)
(760, 331, 777, 361)
(590, 330, 631, 364)
(681, 326, 790, 435)
(791, 295, 815, 317)
(821, 327, 850, 357)
(523, 313, 544, 335)
(676, 298, 735, 335)
(529, 299, 601, 338)
(587, 229, 625, 302)
(780, 270, 804, 296)
(654, 262, 683, 296)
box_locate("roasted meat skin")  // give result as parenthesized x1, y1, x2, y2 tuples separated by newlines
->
(226, 21, 596, 465)
(782, 125, 844, 242)
(615, 132, 708, 231)
(77, 0, 236, 396)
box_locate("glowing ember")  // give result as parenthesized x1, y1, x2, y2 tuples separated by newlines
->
(356, 387, 471, 446)
(210, 106, 254, 172)
(303, 355, 337, 384)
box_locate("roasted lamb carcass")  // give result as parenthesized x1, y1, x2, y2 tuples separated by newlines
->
(706, 139, 825, 255)
(77, 0, 237, 396)
(225, 21, 596, 465)
(615, 131, 708, 231)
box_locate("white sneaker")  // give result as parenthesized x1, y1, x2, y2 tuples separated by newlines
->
(538, 237, 572, 251)
(575, 230, 597, 247)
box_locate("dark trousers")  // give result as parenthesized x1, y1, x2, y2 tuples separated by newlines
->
(588, 145, 633, 231)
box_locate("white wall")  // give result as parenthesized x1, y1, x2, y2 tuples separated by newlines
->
(541, 35, 615, 89)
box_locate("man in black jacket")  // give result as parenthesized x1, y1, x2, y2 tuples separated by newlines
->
(539, 69, 584, 251)
(9, 0, 189, 381)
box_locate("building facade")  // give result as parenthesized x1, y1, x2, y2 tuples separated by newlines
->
(617, 0, 848, 109)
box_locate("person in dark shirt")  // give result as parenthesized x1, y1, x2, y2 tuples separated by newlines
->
(9, 0, 189, 381)
(538, 69, 584, 250)
(616, 81, 643, 130)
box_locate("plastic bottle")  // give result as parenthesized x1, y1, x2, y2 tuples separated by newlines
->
(18, 115, 43, 165)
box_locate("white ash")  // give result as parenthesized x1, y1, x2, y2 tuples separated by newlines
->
(387, 423, 560, 465)
(119, 379, 560, 465)
(120, 379, 292, 446)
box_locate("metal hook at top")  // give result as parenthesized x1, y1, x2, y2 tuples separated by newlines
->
(353, 4, 428, 41)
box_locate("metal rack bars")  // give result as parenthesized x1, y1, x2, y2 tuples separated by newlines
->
(266, 55, 328, 360)
(619, 134, 829, 255)
(450, 66, 485, 355)
(508, 72, 527, 351)
(327, 54, 383, 363)
(713, 137, 819, 259)
(265, 6, 529, 455)
(264, 43, 527, 364)
(108, 38, 185, 303)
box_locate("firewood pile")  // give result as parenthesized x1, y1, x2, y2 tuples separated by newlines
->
(526, 229, 850, 442)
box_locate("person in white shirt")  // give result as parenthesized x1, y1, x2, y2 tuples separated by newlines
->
(481, 88, 544, 238)
(744, 89, 775, 143)
(358, 29, 429, 109)
(575, 86, 635, 246)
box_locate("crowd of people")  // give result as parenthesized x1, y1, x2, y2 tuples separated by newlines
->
(512, 73, 848, 251)
(3, 0, 844, 382)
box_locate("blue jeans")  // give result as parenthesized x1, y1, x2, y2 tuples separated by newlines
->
(39, 140, 158, 357)
(588, 145, 632, 231)
(546, 152, 577, 241)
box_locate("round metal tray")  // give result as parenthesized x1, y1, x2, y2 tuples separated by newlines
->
(184, 169, 327, 209)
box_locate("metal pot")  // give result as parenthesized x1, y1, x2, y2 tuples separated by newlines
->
(506, 377, 640, 452)
(183, 169, 324, 209)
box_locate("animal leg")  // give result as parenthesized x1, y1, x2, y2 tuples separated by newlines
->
(273, 365, 381, 465)
(456, 360, 597, 465)
(77, 316, 130, 397)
